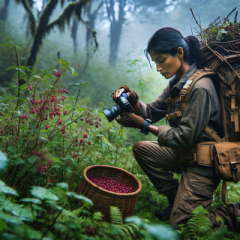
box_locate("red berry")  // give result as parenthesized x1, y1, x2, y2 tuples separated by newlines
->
(83, 133, 87, 138)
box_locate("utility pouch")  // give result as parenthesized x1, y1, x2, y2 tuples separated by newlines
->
(175, 142, 215, 167)
(174, 149, 196, 166)
(213, 142, 240, 183)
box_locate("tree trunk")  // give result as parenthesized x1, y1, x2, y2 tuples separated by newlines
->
(106, 0, 126, 66)
(71, 17, 78, 54)
(82, 1, 103, 74)
(25, 0, 58, 67)
(0, 0, 10, 22)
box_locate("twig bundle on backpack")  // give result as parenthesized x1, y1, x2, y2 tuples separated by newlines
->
(190, 8, 240, 195)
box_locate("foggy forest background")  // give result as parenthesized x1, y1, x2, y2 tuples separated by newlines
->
(1, 0, 240, 108)
(0, 1, 240, 239)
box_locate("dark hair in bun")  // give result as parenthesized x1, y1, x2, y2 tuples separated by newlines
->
(144, 27, 204, 69)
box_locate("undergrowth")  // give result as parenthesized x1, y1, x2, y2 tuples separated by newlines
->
(0, 41, 239, 240)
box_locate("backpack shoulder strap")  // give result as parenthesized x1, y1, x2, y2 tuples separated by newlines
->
(179, 68, 223, 143)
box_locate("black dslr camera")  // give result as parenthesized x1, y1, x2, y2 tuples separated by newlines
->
(103, 92, 135, 122)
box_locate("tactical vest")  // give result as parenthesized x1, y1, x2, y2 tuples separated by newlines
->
(165, 66, 240, 203)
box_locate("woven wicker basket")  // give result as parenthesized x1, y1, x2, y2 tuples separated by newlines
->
(77, 165, 142, 222)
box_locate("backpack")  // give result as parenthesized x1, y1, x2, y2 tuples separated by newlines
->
(166, 21, 240, 204)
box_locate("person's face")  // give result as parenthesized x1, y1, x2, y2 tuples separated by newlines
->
(149, 48, 183, 79)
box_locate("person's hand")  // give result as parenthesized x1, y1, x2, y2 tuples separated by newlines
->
(116, 111, 144, 129)
(111, 85, 139, 105)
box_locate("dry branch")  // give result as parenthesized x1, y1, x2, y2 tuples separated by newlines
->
(190, 8, 202, 31)
(223, 6, 239, 25)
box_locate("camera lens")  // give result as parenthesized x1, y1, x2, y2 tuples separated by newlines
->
(103, 105, 123, 122)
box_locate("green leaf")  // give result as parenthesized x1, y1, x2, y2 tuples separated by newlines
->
(28, 156, 37, 164)
(20, 198, 42, 205)
(66, 192, 93, 206)
(203, 33, 208, 39)
(98, 110, 105, 118)
(144, 225, 178, 240)
(52, 157, 62, 164)
(59, 59, 69, 69)
(0, 151, 8, 177)
(56, 183, 68, 192)
(1, 185, 18, 196)
(14, 224, 41, 239)
(14, 157, 25, 165)
(192, 205, 208, 215)
(216, 29, 228, 41)
(31, 187, 59, 201)
(32, 204, 44, 212)
(70, 158, 77, 167)
(40, 136, 48, 142)
(0, 210, 23, 224)
(6, 66, 31, 72)
(54, 223, 68, 232)
(32, 75, 42, 79)
(69, 67, 78, 76)
(0, 218, 7, 232)
(125, 216, 144, 227)
(44, 71, 55, 82)
(12, 208, 35, 221)
(0, 43, 15, 48)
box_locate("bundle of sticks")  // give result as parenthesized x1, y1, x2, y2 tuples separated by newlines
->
(190, 7, 240, 78)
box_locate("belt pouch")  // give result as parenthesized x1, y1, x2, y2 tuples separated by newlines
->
(214, 142, 240, 183)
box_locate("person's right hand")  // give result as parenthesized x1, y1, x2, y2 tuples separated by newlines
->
(111, 85, 139, 105)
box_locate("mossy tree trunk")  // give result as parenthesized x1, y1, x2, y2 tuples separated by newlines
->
(15, 0, 96, 86)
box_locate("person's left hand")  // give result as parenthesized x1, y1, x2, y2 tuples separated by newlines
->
(116, 112, 144, 129)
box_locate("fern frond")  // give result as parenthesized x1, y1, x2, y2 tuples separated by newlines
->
(126, 223, 139, 233)
(184, 205, 212, 237)
(92, 211, 103, 221)
(110, 206, 123, 225)
(118, 225, 131, 236)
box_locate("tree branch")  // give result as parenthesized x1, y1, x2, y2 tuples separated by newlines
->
(105, 0, 112, 23)
(16, 0, 36, 36)
(45, 0, 92, 33)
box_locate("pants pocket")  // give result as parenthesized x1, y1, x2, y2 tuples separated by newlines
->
(179, 183, 214, 213)
(170, 183, 214, 225)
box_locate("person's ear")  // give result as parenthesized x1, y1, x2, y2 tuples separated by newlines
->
(177, 47, 184, 60)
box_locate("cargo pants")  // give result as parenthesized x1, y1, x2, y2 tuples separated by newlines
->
(133, 141, 240, 231)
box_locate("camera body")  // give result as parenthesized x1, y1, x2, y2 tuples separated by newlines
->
(103, 92, 135, 122)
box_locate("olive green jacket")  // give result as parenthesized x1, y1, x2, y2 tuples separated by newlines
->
(138, 63, 222, 150)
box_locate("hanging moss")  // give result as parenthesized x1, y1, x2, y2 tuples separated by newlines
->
(25, 0, 97, 72)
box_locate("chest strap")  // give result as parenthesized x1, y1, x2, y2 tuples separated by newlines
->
(165, 111, 182, 123)
(165, 96, 181, 114)
(165, 69, 224, 143)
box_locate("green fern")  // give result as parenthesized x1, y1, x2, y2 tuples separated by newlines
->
(184, 205, 212, 237)
(109, 206, 140, 238)
(110, 206, 123, 225)
(92, 211, 104, 221)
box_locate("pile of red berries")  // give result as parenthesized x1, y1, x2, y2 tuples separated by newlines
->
(88, 176, 134, 193)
